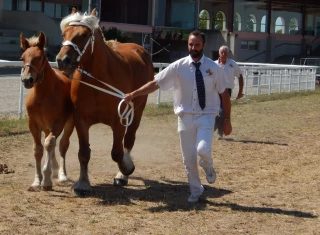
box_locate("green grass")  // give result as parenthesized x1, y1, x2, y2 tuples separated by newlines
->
(0, 89, 319, 136)
(143, 89, 320, 114)
(0, 117, 28, 137)
(240, 89, 320, 104)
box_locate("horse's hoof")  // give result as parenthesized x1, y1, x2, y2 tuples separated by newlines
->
(73, 189, 91, 197)
(42, 186, 53, 191)
(119, 165, 135, 176)
(113, 178, 128, 187)
(28, 185, 41, 192)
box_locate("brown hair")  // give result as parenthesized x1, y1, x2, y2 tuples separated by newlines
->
(189, 30, 206, 44)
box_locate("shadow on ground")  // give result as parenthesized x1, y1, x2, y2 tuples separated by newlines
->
(223, 138, 288, 146)
(47, 176, 317, 218)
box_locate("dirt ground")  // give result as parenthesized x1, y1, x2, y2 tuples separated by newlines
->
(0, 93, 319, 235)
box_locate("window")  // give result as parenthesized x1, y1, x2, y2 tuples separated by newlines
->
(275, 17, 285, 34)
(44, 2, 55, 17)
(17, 0, 26, 10)
(241, 40, 259, 50)
(246, 14, 257, 32)
(199, 10, 210, 29)
(214, 11, 226, 30)
(233, 13, 241, 31)
(234, 0, 267, 32)
(289, 18, 298, 34)
(261, 15, 266, 33)
(272, 2, 302, 35)
(30, 0, 41, 11)
(101, 0, 150, 25)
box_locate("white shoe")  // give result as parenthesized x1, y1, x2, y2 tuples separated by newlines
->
(218, 135, 223, 140)
(188, 194, 201, 203)
(203, 166, 216, 184)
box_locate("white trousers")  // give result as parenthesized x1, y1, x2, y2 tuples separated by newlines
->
(178, 113, 216, 196)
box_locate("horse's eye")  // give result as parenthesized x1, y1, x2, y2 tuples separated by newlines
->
(82, 33, 88, 39)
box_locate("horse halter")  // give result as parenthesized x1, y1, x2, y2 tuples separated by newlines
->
(21, 57, 47, 85)
(62, 22, 95, 62)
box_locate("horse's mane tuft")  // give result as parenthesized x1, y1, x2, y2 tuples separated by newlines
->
(105, 40, 117, 50)
(27, 36, 39, 46)
(60, 11, 99, 32)
(27, 36, 47, 50)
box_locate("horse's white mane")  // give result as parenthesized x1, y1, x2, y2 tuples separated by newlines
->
(27, 36, 40, 46)
(27, 35, 47, 51)
(60, 11, 99, 32)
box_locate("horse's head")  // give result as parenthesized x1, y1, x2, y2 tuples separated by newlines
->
(56, 8, 99, 78)
(20, 32, 47, 89)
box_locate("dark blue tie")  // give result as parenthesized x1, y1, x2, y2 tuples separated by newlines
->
(192, 62, 206, 110)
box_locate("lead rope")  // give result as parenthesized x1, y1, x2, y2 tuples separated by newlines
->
(76, 69, 134, 127)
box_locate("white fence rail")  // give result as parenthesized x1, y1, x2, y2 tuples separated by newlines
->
(0, 61, 318, 119)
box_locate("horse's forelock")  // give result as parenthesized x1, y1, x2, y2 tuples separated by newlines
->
(25, 36, 47, 51)
(60, 12, 99, 32)
(27, 36, 39, 46)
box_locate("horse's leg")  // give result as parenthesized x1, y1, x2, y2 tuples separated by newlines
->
(28, 122, 43, 191)
(51, 148, 59, 179)
(57, 116, 74, 183)
(112, 122, 135, 186)
(114, 99, 146, 186)
(73, 119, 91, 196)
(41, 132, 57, 190)
(124, 99, 147, 151)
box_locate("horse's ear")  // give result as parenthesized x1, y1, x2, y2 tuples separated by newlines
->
(71, 7, 77, 15)
(91, 8, 97, 16)
(38, 32, 46, 49)
(20, 33, 29, 51)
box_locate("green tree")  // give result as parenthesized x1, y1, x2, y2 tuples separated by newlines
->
(245, 15, 254, 32)
(214, 12, 223, 30)
(289, 18, 297, 32)
(233, 14, 239, 31)
(199, 11, 208, 29)
(102, 27, 128, 43)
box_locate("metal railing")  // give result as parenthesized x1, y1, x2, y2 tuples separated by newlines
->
(0, 61, 317, 119)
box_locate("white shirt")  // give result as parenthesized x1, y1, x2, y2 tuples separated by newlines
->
(155, 55, 228, 115)
(215, 58, 241, 89)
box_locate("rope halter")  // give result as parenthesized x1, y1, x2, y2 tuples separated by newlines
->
(62, 22, 95, 61)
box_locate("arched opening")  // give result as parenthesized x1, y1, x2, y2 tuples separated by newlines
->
(199, 10, 210, 30)
(289, 18, 299, 34)
(246, 14, 257, 32)
(261, 15, 266, 33)
(214, 11, 226, 30)
(275, 17, 285, 34)
(233, 12, 241, 31)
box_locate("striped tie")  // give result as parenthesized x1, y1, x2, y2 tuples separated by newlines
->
(192, 62, 206, 110)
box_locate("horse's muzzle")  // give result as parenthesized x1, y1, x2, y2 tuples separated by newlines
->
(21, 77, 35, 89)
(56, 56, 77, 78)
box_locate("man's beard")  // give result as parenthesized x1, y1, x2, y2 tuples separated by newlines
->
(189, 49, 203, 59)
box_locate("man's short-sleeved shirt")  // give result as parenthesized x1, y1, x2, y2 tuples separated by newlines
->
(215, 58, 241, 89)
(155, 55, 228, 116)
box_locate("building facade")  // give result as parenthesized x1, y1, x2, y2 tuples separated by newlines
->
(1, 0, 320, 63)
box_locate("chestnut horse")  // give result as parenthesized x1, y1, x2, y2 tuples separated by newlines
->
(56, 9, 154, 196)
(20, 32, 74, 191)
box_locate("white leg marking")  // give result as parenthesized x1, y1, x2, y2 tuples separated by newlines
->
(42, 134, 56, 189)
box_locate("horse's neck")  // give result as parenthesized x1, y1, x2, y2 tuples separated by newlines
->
(34, 60, 57, 91)
(86, 34, 120, 72)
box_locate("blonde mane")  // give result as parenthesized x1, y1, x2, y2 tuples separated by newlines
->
(27, 36, 47, 50)
(27, 36, 40, 46)
(60, 11, 100, 32)
(105, 40, 117, 50)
